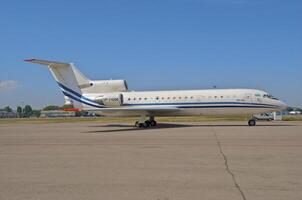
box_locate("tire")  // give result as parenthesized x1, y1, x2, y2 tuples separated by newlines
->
(143, 121, 150, 128)
(248, 119, 256, 126)
(150, 120, 157, 126)
(145, 120, 151, 127)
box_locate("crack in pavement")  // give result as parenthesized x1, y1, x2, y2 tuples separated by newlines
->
(212, 127, 247, 200)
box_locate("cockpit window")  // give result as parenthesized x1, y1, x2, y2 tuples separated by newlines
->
(263, 94, 279, 100)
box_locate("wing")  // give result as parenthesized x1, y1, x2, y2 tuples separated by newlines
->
(86, 106, 181, 116)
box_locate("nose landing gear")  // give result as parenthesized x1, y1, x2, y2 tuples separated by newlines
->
(248, 119, 256, 126)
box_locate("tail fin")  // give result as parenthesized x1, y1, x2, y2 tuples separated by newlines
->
(25, 58, 89, 90)
(25, 58, 99, 109)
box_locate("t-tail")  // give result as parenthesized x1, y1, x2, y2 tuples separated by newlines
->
(25, 58, 128, 109)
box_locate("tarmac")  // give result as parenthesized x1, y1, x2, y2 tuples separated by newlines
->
(0, 121, 302, 200)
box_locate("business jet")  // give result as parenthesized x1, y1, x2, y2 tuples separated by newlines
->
(25, 58, 287, 127)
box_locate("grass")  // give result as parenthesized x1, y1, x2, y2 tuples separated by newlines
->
(282, 115, 302, 121)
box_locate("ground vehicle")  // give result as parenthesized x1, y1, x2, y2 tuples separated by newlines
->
(253, 113, 274, 121)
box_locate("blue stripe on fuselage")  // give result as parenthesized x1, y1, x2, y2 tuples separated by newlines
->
(62, 91, 105, 108)
(57, 82, 98, 105)
(123, 102, 278, 108)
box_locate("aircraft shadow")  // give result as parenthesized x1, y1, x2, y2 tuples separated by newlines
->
(84, 123, 295, 133)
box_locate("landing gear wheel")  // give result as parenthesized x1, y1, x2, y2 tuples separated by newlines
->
(135, 116, 156, 128)
(248, 119, 256, 126)
(150, 120, 157, 126)
(143, 121, 150, 128)
(135, 121, 139, 127)
(135, 121, 150, 128)
(138, 123, 145, 128)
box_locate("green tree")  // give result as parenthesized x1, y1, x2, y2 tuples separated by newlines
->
(43, 105, 61, 111)
(17, 106, 23, 118)
(23, 105, 33, 118)
(286, 107, 296, 112)
(3, 106, 12, 113)
(60, 104, 74, 109)
(32, 110, 41, 118)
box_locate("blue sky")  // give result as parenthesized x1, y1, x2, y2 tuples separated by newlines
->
(0, 0, 301, 109)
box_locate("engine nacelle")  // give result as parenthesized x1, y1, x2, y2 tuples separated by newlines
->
(80, 80, 128, 93)
(95, 93, 123, 107)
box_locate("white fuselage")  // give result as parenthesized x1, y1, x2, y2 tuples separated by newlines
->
(84, 89, 287, 117)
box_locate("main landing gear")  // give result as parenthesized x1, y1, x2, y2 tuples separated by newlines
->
(135, 116, 157, 128)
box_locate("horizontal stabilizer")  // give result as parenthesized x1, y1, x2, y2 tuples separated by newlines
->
(24, 58, 70, 67)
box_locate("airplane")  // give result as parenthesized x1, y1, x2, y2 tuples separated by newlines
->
(25, 58, 288, 128)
